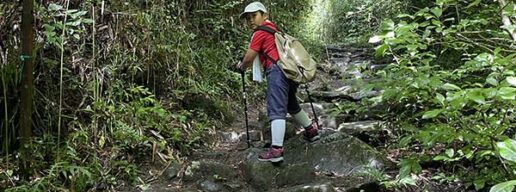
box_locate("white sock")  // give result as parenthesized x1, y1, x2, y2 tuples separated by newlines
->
(292, 110, 311, 128)
(271, 119, 286, 147)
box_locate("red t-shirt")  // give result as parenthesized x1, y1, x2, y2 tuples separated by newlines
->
(249, 20, 279, 69)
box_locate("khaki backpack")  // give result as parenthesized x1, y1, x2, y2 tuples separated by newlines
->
(255, 26, 317, 84)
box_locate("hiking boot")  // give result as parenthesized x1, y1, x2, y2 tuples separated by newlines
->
(304, 121, 320, 142)
(258, 147, 284, 162)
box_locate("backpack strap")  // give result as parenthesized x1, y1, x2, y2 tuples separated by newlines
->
(254, 25, 277, 35)
(253, 25, 279, 63)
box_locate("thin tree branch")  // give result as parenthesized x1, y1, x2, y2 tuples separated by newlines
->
(498, 0, 516, 41)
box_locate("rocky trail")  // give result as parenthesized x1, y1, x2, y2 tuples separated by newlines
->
(143, 45, 395, 192)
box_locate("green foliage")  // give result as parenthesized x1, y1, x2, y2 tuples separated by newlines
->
(363, 0, 516, 190)
(2, 0, 318, 190)
(301, 0, 407, 45)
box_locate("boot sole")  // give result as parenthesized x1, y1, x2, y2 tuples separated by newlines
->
(258, 156, 284, 162)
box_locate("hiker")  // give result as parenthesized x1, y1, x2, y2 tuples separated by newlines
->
(236, 2, 320, 163)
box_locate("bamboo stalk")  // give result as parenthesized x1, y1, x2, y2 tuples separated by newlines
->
(58, 0, 71, 161)
(92, 4, 98, 144)
(19, 0, 34, 178)
(2, 71, 8, 167)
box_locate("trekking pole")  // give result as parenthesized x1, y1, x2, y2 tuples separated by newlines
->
(299, 67, 320, 128)
(240, 70, 251, 148)
(304, 84, 319, 128)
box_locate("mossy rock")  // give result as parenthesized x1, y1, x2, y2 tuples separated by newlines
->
(241, 132, 392, 191)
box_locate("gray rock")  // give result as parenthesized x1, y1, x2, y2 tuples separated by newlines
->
(223, 182, 243, 190)
(242, 148, 316, 191)
(241, 132, 391, 191)
(281, 182, 335, 192)
(219, 131, 240, 143)
(299, 103, 353, 129)
(368, 64, 388, 71)
(165, 161, 182, 180)
(239, 130, 263, 142)
(199, 180, 224, 192)
(183, 160, 239, 182)
(349, 90, 380, 100)
(338, 121, 385, 135)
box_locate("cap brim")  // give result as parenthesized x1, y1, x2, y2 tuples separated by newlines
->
(239, 12, 248, 19)
(239, 8, 262, 19)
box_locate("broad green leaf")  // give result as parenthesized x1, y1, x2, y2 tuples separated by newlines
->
(433, 155, 448, 161)
(498, 87, 516, 100)
(497, 139, 516, 163)
(442, 83, 461, 90)
(490, 180, 516, 192)
(381, 19, 395, 31)
(487, 77, 499, 86)
(435, 93, 445, 105)
(475, 179, 486, 191)
(467, 90, 485, 104)
(375, 44, 389, 57)
(398, 176, 417, 186)
(83, 19, 94, 24)
(48, 3, 62, 11)
(431, 8, 442, 18)
(369, 35, 383, 43)
(399, 136, 412, 147)
(507, 77, 516, 87)
(422, 109, 443, 119)
(466, 0, 482, 8)
(446, 148, 454, 158)
(397, 14, 414, 19)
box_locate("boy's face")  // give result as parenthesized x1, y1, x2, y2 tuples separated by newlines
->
(246, 11, 268, 30)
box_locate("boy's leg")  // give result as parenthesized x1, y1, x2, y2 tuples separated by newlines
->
(287, 81, 320, 142)
(286, 82, 312, 128)
(259, 64, 289, 162)
(292, 110, 311, 128)
(270, 119, 286, 147)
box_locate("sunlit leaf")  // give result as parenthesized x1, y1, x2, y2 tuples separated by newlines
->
(498, 87, 516, 100)
(422, 109, 442, 119)
(435, 93, 445, 105)
(467, 90, 485, 104)
(48, 3, 62, 11)
(446, 148, 454, 158)
(466, 0, 482, 8)
(497, 139, 516, 163)
(431, 7, 442, 18)
(475, 179, 486, 191)
(369, 35, 382, 43)
(487, 77, 499, 86)
(490, 180, 516, 192)
(375, 44, 389, 57)
(507, 77, 516, 87)
(442, 83, 461, 90)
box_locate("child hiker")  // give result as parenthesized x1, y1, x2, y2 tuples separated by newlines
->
(236, 2, 320, 163)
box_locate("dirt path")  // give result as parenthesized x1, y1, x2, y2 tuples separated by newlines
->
(132, 45, 393, 192)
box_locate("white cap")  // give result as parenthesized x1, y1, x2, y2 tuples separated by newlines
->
(239, 2, 267, 18)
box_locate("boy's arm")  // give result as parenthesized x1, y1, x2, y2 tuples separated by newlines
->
(238, 48, 258, 70)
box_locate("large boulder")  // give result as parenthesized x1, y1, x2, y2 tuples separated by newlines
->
(241, 131, 392, 190)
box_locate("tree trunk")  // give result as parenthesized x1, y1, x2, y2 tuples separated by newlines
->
(19, 0, 34, 178)
(498, 0, 516, 41)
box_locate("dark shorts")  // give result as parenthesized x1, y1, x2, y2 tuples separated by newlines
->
(266, 63, 302, 121)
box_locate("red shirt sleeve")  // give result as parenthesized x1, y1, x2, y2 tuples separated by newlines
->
(249, 31, 267, 52)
